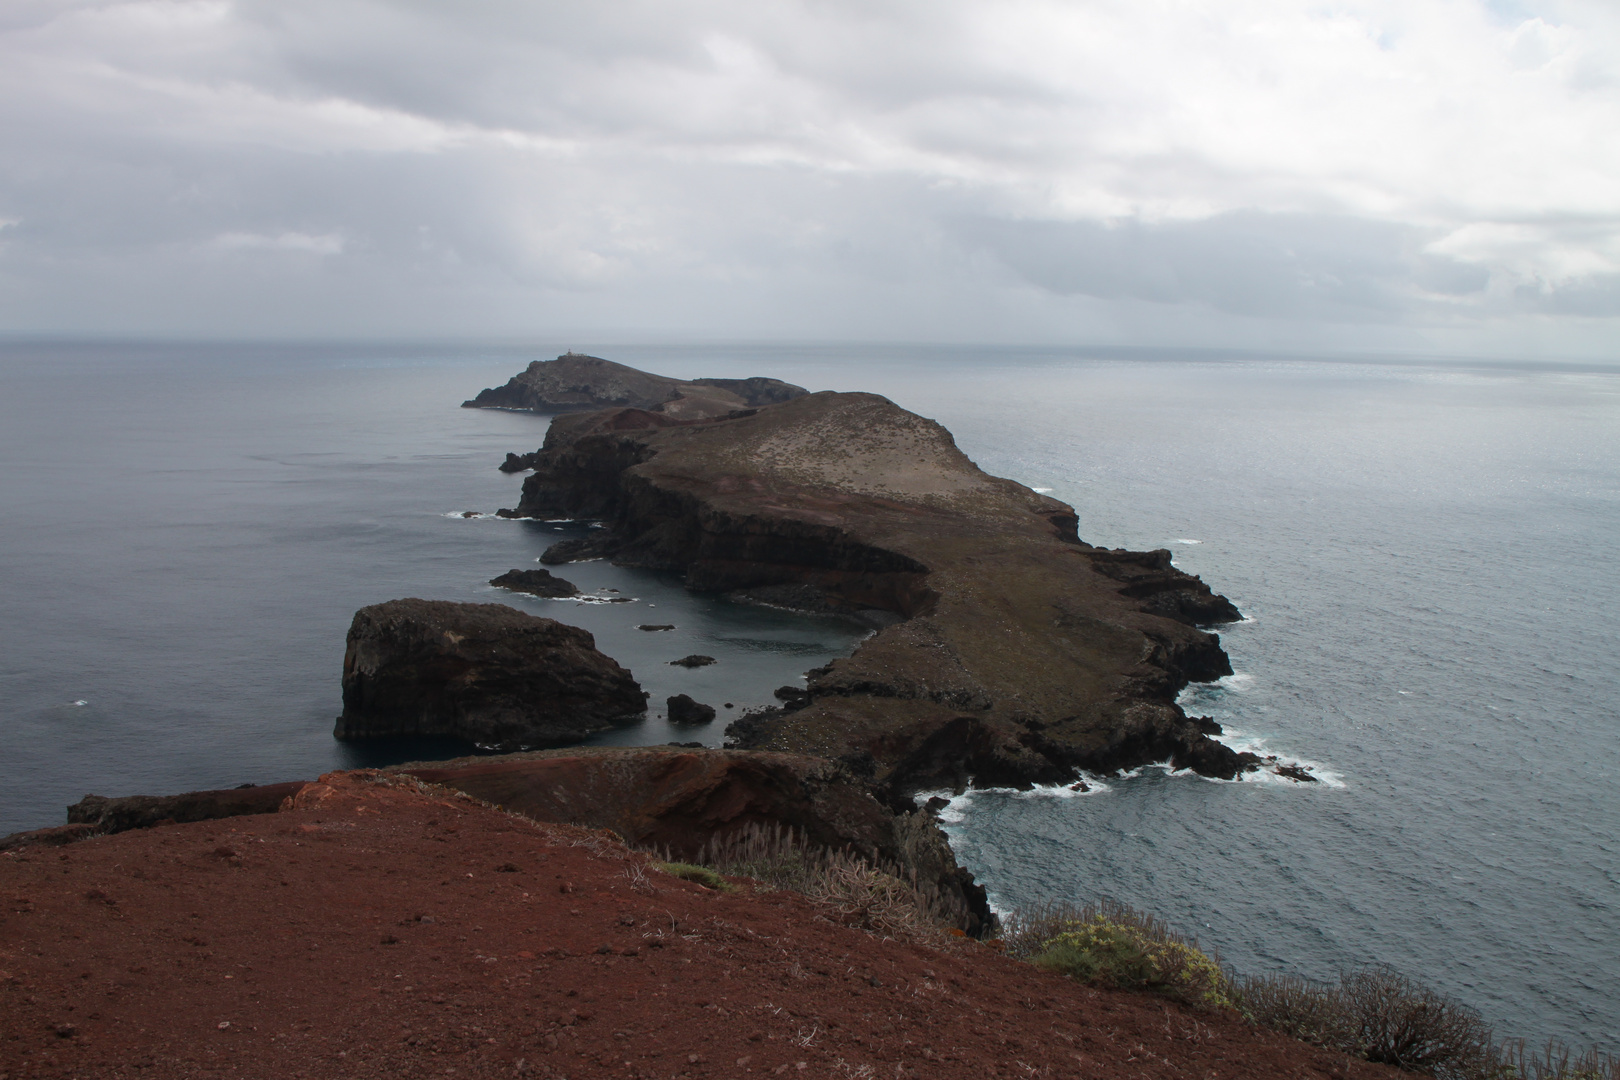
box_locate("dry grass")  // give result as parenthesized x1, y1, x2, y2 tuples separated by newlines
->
(1498, 1041, 1620, 1080)
(640, 821, 947, 939)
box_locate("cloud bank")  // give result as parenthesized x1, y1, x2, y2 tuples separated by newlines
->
(1, 0, 1617, 354)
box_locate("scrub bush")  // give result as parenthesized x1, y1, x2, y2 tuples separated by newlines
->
(1003, 900, 1230, 1008)
(653, 861, 730, 891)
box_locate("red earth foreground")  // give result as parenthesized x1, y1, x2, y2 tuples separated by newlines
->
(1, 772, 1398, 1080)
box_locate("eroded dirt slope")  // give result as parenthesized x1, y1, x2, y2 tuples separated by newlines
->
(2, 773, 1392, 1080)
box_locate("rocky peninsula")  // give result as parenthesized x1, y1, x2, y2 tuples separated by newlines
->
(491, 356, 1258, 794)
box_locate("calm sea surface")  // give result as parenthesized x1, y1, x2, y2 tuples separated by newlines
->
(1, 340, 1616, 1049)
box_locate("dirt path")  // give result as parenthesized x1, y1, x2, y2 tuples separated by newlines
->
(1, 774, 1395, 1080)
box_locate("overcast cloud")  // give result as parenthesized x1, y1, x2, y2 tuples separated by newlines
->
(1, 0, 1617, 354)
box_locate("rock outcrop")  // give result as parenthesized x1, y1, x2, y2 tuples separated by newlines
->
(392, 746, 991, 934)
(463, 353, 809, 420)
(335, 599, 646, 747)
(488, 567, 579, 597)
(494, 381, 1256, 790)
(64, 782, 309, 835)
(666, 694, 716, 725)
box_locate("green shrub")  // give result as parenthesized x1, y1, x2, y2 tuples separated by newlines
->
(1007, 900, 1230, 1008)
(653, 861, 731, 891)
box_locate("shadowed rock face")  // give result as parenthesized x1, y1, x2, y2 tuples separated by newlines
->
(392, 746, 992, 935)
(497, 386, 1256, 790)
(335, 599, 646, 746)
(462, 353, 808, 420)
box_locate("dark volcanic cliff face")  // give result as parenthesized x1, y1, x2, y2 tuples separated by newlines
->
(462, 353, 808, 420)
(336, 599, 646, 746)
(498, 390, 1256, 791)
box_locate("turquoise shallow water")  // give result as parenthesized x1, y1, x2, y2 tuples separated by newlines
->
(2, 341, 1616, 1049)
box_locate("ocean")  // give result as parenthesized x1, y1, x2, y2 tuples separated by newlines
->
(1, 340, 1615, 1050)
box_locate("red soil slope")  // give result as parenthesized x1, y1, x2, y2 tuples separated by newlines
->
(1, 773, 1396, 1080)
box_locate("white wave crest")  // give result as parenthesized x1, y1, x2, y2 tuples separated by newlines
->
(1205, 727, 1346, 788)
(917, 774, 1114, 823)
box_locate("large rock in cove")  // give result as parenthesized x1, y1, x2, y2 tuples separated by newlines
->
(335, 599, 646, 746)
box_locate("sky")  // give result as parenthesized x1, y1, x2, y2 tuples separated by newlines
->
(1, 0, 1618, 357)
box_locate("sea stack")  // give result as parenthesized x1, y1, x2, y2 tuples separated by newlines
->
(335, 599, 646, 746)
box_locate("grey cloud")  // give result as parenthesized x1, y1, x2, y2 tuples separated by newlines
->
(1, 0, 1617, 351)
(953, 212, 1492, 322)
(1516, 274, 1620, 316)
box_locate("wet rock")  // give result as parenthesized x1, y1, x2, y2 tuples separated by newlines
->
(1275, 763, 1318, 783)
(500, 451, 540, 473)
(335, 599, 645, 746)
(773, 685, 811, 711)
(638, 624, 675, 632)
(489, 568, 580, 598)
(669, 655, 716, 668)
(541, 535, 620, 564)
(667, 694, 717, 725)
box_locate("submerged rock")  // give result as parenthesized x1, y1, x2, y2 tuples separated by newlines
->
(488, 567, 580, 597)
(335, 599, 645, 746)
